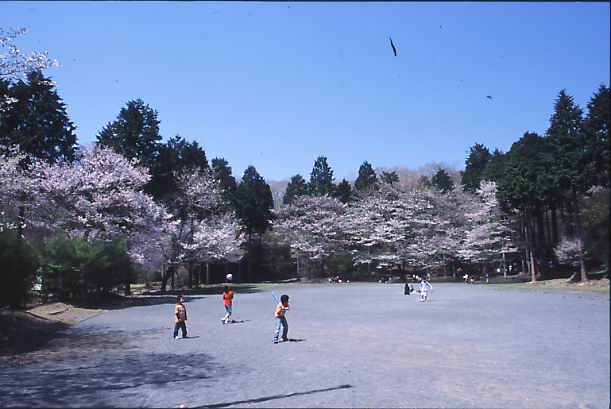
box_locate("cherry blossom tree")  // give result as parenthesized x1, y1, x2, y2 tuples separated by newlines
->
(0, 145, 41, 233)
(0, 27, 60, 81)
(275, 195, 347, 278)
(458, 181, 517, 271)
(160, 168, 245, 288)
(554, 236, 584, 269)
(1, 27, 60, 115)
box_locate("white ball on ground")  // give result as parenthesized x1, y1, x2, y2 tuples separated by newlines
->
(226, 273, 233, 282)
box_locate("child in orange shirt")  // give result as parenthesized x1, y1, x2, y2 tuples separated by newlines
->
(173, 295, 187, 339)
(273, 294, 290, 344)
(221, 286, 234, 324)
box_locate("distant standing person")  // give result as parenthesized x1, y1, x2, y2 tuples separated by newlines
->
(174, 295, 188, 339)
(222, 285, 234, 324)
(273, 294, 290, 344)
(420, 279, 432, 302)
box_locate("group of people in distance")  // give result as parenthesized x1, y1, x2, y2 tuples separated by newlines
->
(404, 275, 433, 302)
(172, 286, 291, 344)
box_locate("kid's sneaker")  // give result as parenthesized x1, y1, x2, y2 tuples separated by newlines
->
(175, 336, 180, 340)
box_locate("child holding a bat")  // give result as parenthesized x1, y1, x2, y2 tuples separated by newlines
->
(273, 294, 290, 344)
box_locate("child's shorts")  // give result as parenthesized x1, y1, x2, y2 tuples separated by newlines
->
(225, 305, 232, 314)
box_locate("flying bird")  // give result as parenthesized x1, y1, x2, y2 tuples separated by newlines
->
(389, 37, 397, 57)
(486, 95, 493, 99)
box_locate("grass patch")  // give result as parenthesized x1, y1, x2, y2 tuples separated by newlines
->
(491, 278, 609, 294)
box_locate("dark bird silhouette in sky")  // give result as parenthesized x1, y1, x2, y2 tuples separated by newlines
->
(486, 95, 493, 99)
(389, 37, 397, 57)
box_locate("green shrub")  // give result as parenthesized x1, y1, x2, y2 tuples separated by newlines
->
(42, 235, 135, 300)
(0, 230, 40, 309)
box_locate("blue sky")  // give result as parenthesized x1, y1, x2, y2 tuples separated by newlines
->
(1, 2, 609, 181)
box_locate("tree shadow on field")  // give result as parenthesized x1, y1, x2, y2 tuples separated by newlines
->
(143, 285, 263, 297)
(72, 292, 199, 311)
(200, 384, 353, 408)
(0, 312, 70, 356)
(0, 327, 224, 407)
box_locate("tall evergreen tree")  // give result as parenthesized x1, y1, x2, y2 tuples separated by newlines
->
(211, 157, 238, 204)
(234, 166, 274, 281)
(333, 179, 353, 203)
(431, 168, 454, 193)
(147, 135, 208, 201)
(283, 174, 309, 205)
(235, 166, 275, 236)
(354, 161, 378, 192)
(546, 89, 588, 281)
(461, 143, 491, 193)
(582, 84, 610, 188)
(0, 71, 76, 165)
(96, 99, 162, 168)
(309, 156, 335, 196)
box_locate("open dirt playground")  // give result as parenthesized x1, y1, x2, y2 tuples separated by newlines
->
(0, 283, 608, 408)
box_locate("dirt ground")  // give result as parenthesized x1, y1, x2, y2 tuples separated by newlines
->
(0, 282, 608, 408)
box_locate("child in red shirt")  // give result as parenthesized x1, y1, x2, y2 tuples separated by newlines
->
(221, 286, 234, 324)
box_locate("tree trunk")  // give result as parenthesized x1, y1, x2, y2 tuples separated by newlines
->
(502, 252, 507, 278)
(565, 201, 575, 236)
(16, 205, 25, 241)
(535, 203, 547, 278)
(187, 262, 193, 288)
(247, 234, 253, 283)
(550, 203, 559, 245)
(526, 209, 537, 282)
(206, 263, 210, 285)
(161, 263, 175, 292)
(520, 214, 528, 276)
(545, 208, 552, 255)
(296, 253, 300, 280)
(572, 190, 587, 282)
(124, 282, 131, 296)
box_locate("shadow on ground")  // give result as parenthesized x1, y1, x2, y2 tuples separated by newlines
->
(0, 312, 70, 357)
(200, 384, 353, 408)
(0, 327, 223, 407)
(142, 285, 264, 296)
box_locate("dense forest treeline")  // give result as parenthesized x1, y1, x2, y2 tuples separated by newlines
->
(1, 64, 608, 307)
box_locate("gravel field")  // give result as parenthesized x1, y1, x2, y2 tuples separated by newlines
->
(0, 283, 608, 408)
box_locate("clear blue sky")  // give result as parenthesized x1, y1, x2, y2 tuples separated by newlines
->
(2, 2, 609, 181)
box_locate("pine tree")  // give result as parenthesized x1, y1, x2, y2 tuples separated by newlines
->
(308, 156, 335, 196)
(431, 168, 454, 193)
(0, 71, 76, 165)
(234, 166, 274, 281)
(546, 89, 588, 281)
(461, 143, 491, 193)
(582, 84, 610, 188)
(235, 166, 275, 236)
(283, 174, 309, 205)
(354, 161, 378, 192)
(211, 157, 238, 204)
(380, 171, 399, 185)
(333, 179, 353, 204)
(96, 99, 162, 168)
(147, 135, 208, 202)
